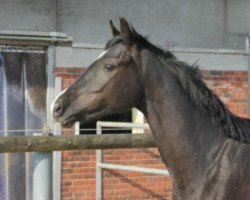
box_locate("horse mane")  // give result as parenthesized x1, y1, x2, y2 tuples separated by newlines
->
(130, 28, 250, 143)
(165, 59, 250, 143)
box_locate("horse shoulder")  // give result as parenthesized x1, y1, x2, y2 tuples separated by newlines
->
(197, 140, 250, 200)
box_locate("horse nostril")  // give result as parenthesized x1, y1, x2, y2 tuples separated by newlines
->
(53, 102, 63, 117)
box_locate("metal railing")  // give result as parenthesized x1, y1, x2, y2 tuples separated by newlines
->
(95, 121, 169, 200)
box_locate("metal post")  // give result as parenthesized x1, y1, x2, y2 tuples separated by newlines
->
(247, 36, 250, 116)
(46, 44, 55, 200)
(32, 133, 52, 200)
(32, 45, 55, 200)
(96, 122, 103, 200)
(53, 77, 62, 200)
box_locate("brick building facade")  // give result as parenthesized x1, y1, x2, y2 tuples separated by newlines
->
(54, 67, 248, 200)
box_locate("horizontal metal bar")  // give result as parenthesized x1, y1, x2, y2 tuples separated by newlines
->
(0, 35, 73, 42)
(0, 129, 47, 133)
(0, 30, 68, 38)
(72, 42, 249, 55)
(0, 49, 45, 53)
(97, 121, 150, 129)
(97, 163, 169, 176)
(172, 47, 248, 55)
(0, 134, 156, 153)
(72, 43, 105, 49)
(0, 128, 148, 134)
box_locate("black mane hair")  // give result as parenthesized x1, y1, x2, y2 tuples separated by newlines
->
(165, 59, 250, 143)
(129, 28, 250, 143)
(130, 26, 176, 60)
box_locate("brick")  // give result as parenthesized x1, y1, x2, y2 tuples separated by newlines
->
(223, 71, 236, 76)
(209, 70, 223, 76)
(61, 192, 73, 198)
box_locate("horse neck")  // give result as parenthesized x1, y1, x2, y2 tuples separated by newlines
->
(135, 49, 226, 190)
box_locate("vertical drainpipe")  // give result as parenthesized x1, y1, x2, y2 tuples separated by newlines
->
(96, 122, 103, 200)
(32, 45, 55, 200)
(53, 77, 62, 200)
(247, 35, 250, 116)
(32, 136, 52, 200)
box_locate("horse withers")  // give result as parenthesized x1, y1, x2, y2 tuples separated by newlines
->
(51, 18, 250, 200)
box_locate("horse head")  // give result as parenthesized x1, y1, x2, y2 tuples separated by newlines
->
(51, 18, 144, 127)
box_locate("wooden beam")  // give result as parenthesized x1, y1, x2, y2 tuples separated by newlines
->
(0, 134, 156, 153)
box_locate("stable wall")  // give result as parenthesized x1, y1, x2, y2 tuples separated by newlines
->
(0, 0, 56, 31)
(56, 0, 250, 49)
(1, 0, 250, 49)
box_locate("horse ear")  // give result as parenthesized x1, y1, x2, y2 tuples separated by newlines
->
(119, 17, 133, 44)
(109, 20, 120, 37)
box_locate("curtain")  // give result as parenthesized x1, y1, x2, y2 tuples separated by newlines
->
(0, 50, 47, 200)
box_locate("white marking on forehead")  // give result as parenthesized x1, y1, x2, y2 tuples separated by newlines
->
(95, 49, 108, 61)
(50, 88, 67, 114)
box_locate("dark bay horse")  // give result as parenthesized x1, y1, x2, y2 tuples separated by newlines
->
(51, 18, 250, 200)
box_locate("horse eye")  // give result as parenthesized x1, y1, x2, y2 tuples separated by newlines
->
(104, 64, 116, 72)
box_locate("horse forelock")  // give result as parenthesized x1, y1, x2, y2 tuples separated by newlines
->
(105, 36, 124, 50)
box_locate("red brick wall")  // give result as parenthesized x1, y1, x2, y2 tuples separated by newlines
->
(202, 70, 248, 117)
(55, 67, 248, 200)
